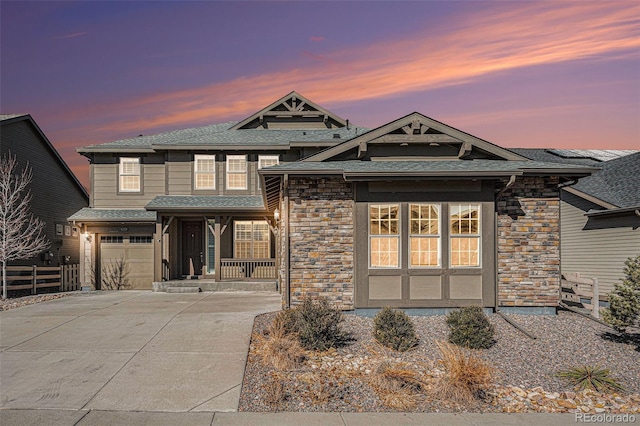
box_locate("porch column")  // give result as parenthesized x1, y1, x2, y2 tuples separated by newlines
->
(214, 215, 221, 282)
(154, 217, 162, 282)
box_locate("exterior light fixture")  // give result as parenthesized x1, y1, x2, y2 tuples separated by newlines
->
(274, 208, 280, 222)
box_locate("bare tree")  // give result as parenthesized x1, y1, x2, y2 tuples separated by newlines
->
(101, 256, 131, 290)
(0, 153, 50, 299)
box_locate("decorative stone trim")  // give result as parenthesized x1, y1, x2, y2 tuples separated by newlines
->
(497, 176, 561, 307)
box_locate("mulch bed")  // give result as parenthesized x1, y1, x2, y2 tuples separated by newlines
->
(239, 309, 640, 413)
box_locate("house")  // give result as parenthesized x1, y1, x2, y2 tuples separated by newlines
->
(0, 114, 89, 269)
(512, 149, 639, 299)
(70, 92, 597, 313)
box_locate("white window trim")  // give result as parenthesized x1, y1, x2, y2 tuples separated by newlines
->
(234, 220, 271, 259)
(258, 155, 279, 189)
(368, 204, 401, 269)
(119, 157, 141, 192)
(226, 155, 248, 190)
(409, 203, 441, 268)
(449, 204, 482, 268)
(194, 154, 216, 190)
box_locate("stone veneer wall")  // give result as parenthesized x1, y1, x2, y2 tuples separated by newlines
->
(286, 177, 354, 310)
(497, 176, 560, 307)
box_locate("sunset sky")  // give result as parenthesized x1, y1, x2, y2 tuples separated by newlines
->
(1, 1, 639, 189)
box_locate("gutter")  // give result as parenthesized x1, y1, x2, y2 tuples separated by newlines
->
(585, 206, 640, 218)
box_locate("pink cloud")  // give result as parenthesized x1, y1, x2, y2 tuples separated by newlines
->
(54, 32, 87, 40)
(48, 1, 639, 158)
(309, 36, 324, 42)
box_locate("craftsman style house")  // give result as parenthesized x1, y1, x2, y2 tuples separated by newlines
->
(1, 114, 89, 268)
(70, 92, 596, 313)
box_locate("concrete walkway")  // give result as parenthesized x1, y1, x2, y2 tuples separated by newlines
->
(1, 291, 634, 425)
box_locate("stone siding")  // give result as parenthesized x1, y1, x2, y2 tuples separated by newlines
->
(497, 176, 560, 307)
(287, 177, 354, 310)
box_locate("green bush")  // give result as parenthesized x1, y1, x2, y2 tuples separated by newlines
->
(284, 298, 352, 351)
(603, 255, 640, 333)
(373, 307, 419, 351)
(446, 306, 495, 349)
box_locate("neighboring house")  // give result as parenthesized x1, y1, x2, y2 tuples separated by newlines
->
(70, 92, 596, 314)
(0, 114, 89, 269)
(512, 149, 640, 298)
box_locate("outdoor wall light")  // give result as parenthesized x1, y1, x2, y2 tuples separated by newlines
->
(274, 208, 280, 222)
(83, 233, 92, 242)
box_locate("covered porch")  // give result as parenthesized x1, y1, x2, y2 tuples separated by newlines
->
(146, 195, 278, 283)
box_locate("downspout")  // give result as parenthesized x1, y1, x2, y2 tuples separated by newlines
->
(284, 174, 291, 308)
(495, 175, 517, 312)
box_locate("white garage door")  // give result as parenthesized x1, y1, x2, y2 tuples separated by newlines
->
(99, 235, 154, 290)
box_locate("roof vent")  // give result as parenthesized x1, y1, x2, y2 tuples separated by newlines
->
(333, 133, 341, 139)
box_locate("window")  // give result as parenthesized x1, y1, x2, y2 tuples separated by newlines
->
(369, 204, 399, 268)
(234, 221, 270, 258)
(119, 157, 141, 192)
(226, 155, 247, 190)
(258, 155, 279, 188)
(100, 236, 123, 243)
(194, 155, 216, 190)
(130, 236, 153, 244)
(410, 204, 440, 267)
(450, 204, 481, 267)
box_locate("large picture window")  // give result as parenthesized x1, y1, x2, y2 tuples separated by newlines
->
(119, 157, 140, 192)
(194, 155, 216, 190)
(410, 204, 440, 267)
(226, 155, 247, 190)
(234, 221, 270, 259)
(450, 204, 481, 267)
(369, 204, 399, 268)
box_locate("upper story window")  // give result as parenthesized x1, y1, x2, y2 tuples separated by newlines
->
(119, 158, 140, 192)
(258, 155, 279, 188)
(226, 155, 247, 190)
(194, 155, 216, 190)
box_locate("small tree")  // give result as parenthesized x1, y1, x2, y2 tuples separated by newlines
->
(0, 154, 50, 299)
(602, 255, 640, 333)
(101, 256, 131, 290)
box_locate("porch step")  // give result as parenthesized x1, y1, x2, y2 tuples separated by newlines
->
(153, 280, 277, 293)
(166, 286, 201, 293)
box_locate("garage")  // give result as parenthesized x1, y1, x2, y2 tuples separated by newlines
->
(98, 235, 154, 289)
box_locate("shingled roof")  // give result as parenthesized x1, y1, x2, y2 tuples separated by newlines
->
(571, 152, 640, 209)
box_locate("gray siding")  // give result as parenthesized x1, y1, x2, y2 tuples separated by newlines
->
(92, 162, 166, 208)
(166, 161, 191, 194)
(0, 118, 88, 266)
(560, 192, 640, 296)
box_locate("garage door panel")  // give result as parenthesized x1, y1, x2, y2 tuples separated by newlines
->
(100, 237, 154, 290)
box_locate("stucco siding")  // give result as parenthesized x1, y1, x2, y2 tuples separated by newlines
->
(560, 196, 640, 296)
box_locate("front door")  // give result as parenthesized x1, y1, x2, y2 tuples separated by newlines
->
(182, 221, 203, 276)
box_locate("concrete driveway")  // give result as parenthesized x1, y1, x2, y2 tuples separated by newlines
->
(0, 290, 281, 413)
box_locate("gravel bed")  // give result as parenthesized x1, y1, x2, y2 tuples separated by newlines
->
(0, 292, 73, 310)
(239, 309, 640, 412)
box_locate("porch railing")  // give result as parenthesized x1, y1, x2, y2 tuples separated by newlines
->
(220, 259, 276, 280)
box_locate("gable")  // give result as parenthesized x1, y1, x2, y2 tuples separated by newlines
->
(303, 112, 527, 162)
(230, 91, 348, 130)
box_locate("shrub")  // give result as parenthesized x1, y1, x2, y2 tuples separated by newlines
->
(369, 361, 425, 410)
(557, 365, 625, 393)
(284, 298, 352, 351)
(446, 306, 495, 349)
(602, 255, 640, 333)
(373, 307, 419, 351)
(253, 311, 306, 370)
(432, 340, 495, 404)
